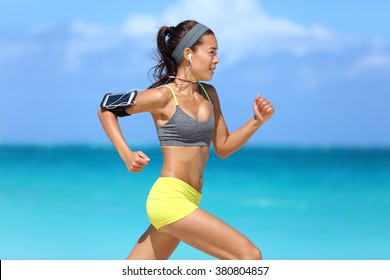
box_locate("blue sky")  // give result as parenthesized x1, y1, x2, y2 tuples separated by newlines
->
(1, 0, 389, 146)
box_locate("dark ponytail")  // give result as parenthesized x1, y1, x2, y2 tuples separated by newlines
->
(148, 20, 214, 88)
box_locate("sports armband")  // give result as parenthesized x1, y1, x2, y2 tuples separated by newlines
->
(100, 90, 137, 117)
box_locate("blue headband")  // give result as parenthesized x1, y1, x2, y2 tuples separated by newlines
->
(171, 23, 210, 64)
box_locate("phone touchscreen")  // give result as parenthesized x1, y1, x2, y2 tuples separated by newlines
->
(106, 93, 130, 105)
(102, 91, 136, 109)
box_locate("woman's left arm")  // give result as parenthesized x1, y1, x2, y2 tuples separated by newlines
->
(209, 85, 275, 158)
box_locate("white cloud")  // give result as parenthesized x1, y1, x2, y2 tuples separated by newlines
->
(64, 24, 112, 70)
(0, 0, 389, 77)
(48, 0, 341, 68)
(347, 51, 390, 78)
(122, 14, 159, 37)
(153, 0, 338, 63)
(70, 21, 108, 37)
(0, 40, 40, 62)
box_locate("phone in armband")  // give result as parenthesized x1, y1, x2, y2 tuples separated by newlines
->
(100, 90, 137, 117)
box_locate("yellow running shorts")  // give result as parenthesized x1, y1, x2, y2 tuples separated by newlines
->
(146, 177, 202, 231)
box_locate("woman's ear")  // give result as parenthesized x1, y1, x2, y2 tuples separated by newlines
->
(183, 48, 192, 62)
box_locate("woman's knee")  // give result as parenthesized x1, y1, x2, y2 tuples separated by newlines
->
(236, 241, 262, 260)
(246, 245, 262, 260)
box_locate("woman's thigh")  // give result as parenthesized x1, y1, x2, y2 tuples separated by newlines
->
(160, 208, 262, 260)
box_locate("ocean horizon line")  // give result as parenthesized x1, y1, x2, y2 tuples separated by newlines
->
(1, 142, 390, 152)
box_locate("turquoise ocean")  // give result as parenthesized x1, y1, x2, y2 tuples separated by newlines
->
(1, 145, 389, 260)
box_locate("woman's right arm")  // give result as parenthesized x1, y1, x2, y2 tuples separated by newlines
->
(97, 109, 150, 172)
(97, 88, 169, 172)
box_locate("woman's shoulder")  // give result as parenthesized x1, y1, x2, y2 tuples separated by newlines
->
(199, 82, 215, 91)
(141, 85, 171, 96)
(129, 86, 174, 114)
(199, 82, 219, 102)
(200, 82, 217, 94)
(138, 86, 173, 104)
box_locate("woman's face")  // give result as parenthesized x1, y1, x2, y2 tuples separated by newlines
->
(190, 34, 219, 81)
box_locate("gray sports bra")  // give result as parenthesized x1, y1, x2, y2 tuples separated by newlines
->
(156, 83, 215, 146)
